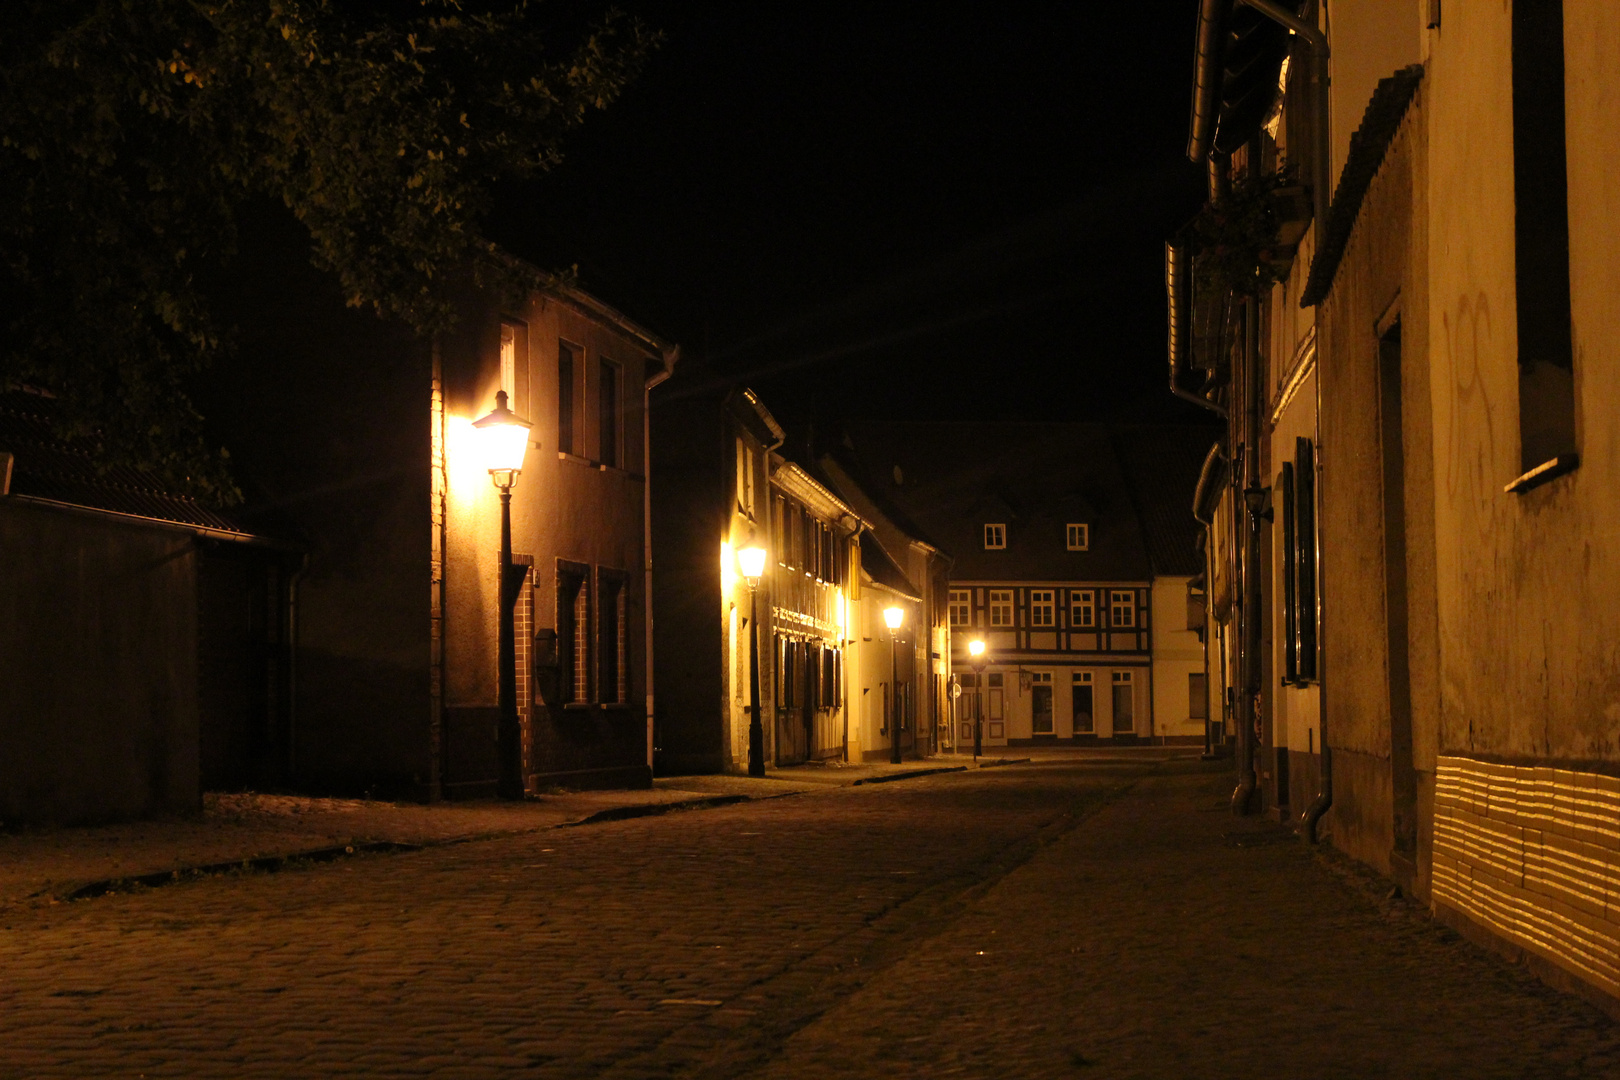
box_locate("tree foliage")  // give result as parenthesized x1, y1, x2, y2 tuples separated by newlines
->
(0, 0, 658, 502)
(1184, 164, 1297, 300)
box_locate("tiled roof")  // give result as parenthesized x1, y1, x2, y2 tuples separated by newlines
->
(1300, 65, 1425, 307)
(839, 422, 1212, 584)
(0, 392, 262, 538)
(1112, 425, 1220, 576)
(859, 530, 921, 601)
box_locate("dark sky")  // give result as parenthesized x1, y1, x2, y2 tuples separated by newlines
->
(491, 2, 1209, 427)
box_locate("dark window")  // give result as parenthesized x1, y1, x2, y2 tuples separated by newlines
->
(1281, 460, 1298, 683)
(1189, 672, 1208, 721)
(1511, 0, 1578, 483)
(598, 360, 620, 468)
(558, 341, 579, 456)
(556, 565, 589, 703)
(1294, 437, 1318, 680)
(1072, 675, 1094, 733)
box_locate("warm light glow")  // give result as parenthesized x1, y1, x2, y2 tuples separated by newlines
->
(472, 390, 532, 476)
(884, 606, 904, 630)
(968, 639, 986, 658)
(738, 545, 768, 580)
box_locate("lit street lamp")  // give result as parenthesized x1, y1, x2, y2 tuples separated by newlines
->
(885, 606, 904, 765)
(473, 389, 532, 801)
(968, 638, 987, 760)
(738, 544, 768, 778)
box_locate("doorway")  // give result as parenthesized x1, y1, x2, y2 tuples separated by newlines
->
(1380, 317, 1418, 859)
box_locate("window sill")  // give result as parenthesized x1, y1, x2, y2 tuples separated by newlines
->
(561, 702, 594, 711)
(558, 451, 596, 466)
(1506, 453, 1579, 494)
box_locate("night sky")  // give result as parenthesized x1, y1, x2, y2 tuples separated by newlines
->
(491, 1, 1211, 428)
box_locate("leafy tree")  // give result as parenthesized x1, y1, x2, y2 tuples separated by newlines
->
(1, 0, 658, 502)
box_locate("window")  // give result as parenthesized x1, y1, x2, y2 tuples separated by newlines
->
(556, 564, 590, 704)
(597, 572, 627, 704)
(1072, 672, 1094, 733)
(773, 495, 787, 565)
(1112, 671, 1134, 733)
(1070, 589, 1095, 628)
(557, 340, 580, 456)
(949, 589, 971, 627)
(598, 359, 620, 468)
(1189, 672, 1208, 721)
(1066, 523, 1089, 551)
(1510, 0, 1578, 487)
(1109, 590, 1137, 629)
(500, 320, 529, 417)
(735, 437, 754, 515)
(1031, 671, 1053, 734)
(1282, 438, 1318, 682)
(984, 523, 1006, 549)
(988, 590, 1013, 627)
(1030, 589, 1055, 628)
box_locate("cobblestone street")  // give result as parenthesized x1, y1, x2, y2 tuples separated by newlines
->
(4, 757, 1620, 1079)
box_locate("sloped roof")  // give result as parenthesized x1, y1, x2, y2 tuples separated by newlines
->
(859, 530, 921, 601)
(1112, 425, 1219, 576)
(839, 422, 1210, 584)
(0, 391, 264, 539)
(1300, 65, 1425, 306)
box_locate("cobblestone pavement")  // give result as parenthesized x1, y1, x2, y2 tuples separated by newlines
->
(3, 759, 1619, 1079)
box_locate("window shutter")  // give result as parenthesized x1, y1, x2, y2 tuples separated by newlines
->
(1281, 460, 1298, 683)
(1295, 437, 1318, 680)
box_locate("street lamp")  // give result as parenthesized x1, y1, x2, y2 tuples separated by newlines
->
(884, 605, 904, 764)
(473, 389, 532, 801)
(968, 639, 987, 760)
(738, 544, 768, 777)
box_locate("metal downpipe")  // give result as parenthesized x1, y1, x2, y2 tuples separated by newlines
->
(1231, 294, 1261, 815)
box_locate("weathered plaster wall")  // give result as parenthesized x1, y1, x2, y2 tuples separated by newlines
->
(1151, 576, 1205, 740)
(1426, 1, 1620, 767)
(0, 502, 199, 825)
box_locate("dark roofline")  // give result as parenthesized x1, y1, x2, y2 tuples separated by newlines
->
(1300, 65, 1425, 306)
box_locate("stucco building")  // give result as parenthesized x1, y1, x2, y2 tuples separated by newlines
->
(1173, 0, 1620, 1015)
(831, 422, 1211, 750)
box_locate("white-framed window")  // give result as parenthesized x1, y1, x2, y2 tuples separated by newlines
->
(988, 589, 1013, 627)
(1029, 589, 1055, 627)
(1072, 671, 1094, 733)
(1111, 670, 1135, 732)
(949, 589, 971, 627)
(1066, 523, 1089, 551)
(1070, 589, 1095, 628)
(984, 523, 1006, 549)
(1031, 670, 1054, 734)
(1110, 589, 1137, 628)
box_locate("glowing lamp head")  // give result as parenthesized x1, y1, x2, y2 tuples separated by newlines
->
(967, 639, 985, 658)
(472, 390, 532, 477)
(737, 545, 767, 581)
(883, 606, 904, 630)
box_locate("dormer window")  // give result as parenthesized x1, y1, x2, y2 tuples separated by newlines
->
(984, 523, 1006, 549)
(1067, 523, 1089, 551)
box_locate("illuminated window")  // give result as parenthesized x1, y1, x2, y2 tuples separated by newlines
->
(989, 590, 1013, 627)
(949, 589, 971, 627)
(1030, 589, 1055, 628)
(735, 437, 754, 515)
(1109, 590, 1137, 629)
(984, 523, 1006, 549)
(1066, 523, 1089, 551)
(1070, 589, 1095, 628)
(500, 320, 529, 417)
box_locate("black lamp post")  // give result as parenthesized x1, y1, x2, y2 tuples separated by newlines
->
(968, 638, 986, 760)
(885, 605, 904, 764)
(738, 545, 768, 777)
(473, 389, 532, 801)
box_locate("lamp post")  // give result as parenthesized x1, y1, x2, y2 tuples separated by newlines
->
(738, 545, 768, 777)
(968, 638, 986, 760)
(473, 389, 532, 801)
(884, 606, 904, 764)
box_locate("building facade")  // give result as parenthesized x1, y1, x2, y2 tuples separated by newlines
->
(834, 423, 1211, 750)
(1175, 0, 1620, 1014)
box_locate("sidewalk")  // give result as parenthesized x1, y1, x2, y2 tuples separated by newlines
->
(0, 756, 1017, 910)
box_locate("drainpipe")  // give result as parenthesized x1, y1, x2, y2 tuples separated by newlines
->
(1232, 295, 1262, 815)
(643, 346, 678, 777)
(1303, 360, 1332, 843)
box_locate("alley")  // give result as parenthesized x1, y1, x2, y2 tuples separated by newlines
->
(3, 758, 1619, 1079)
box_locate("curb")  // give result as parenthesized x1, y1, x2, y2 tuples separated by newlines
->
(47, 760, 1010, 903)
